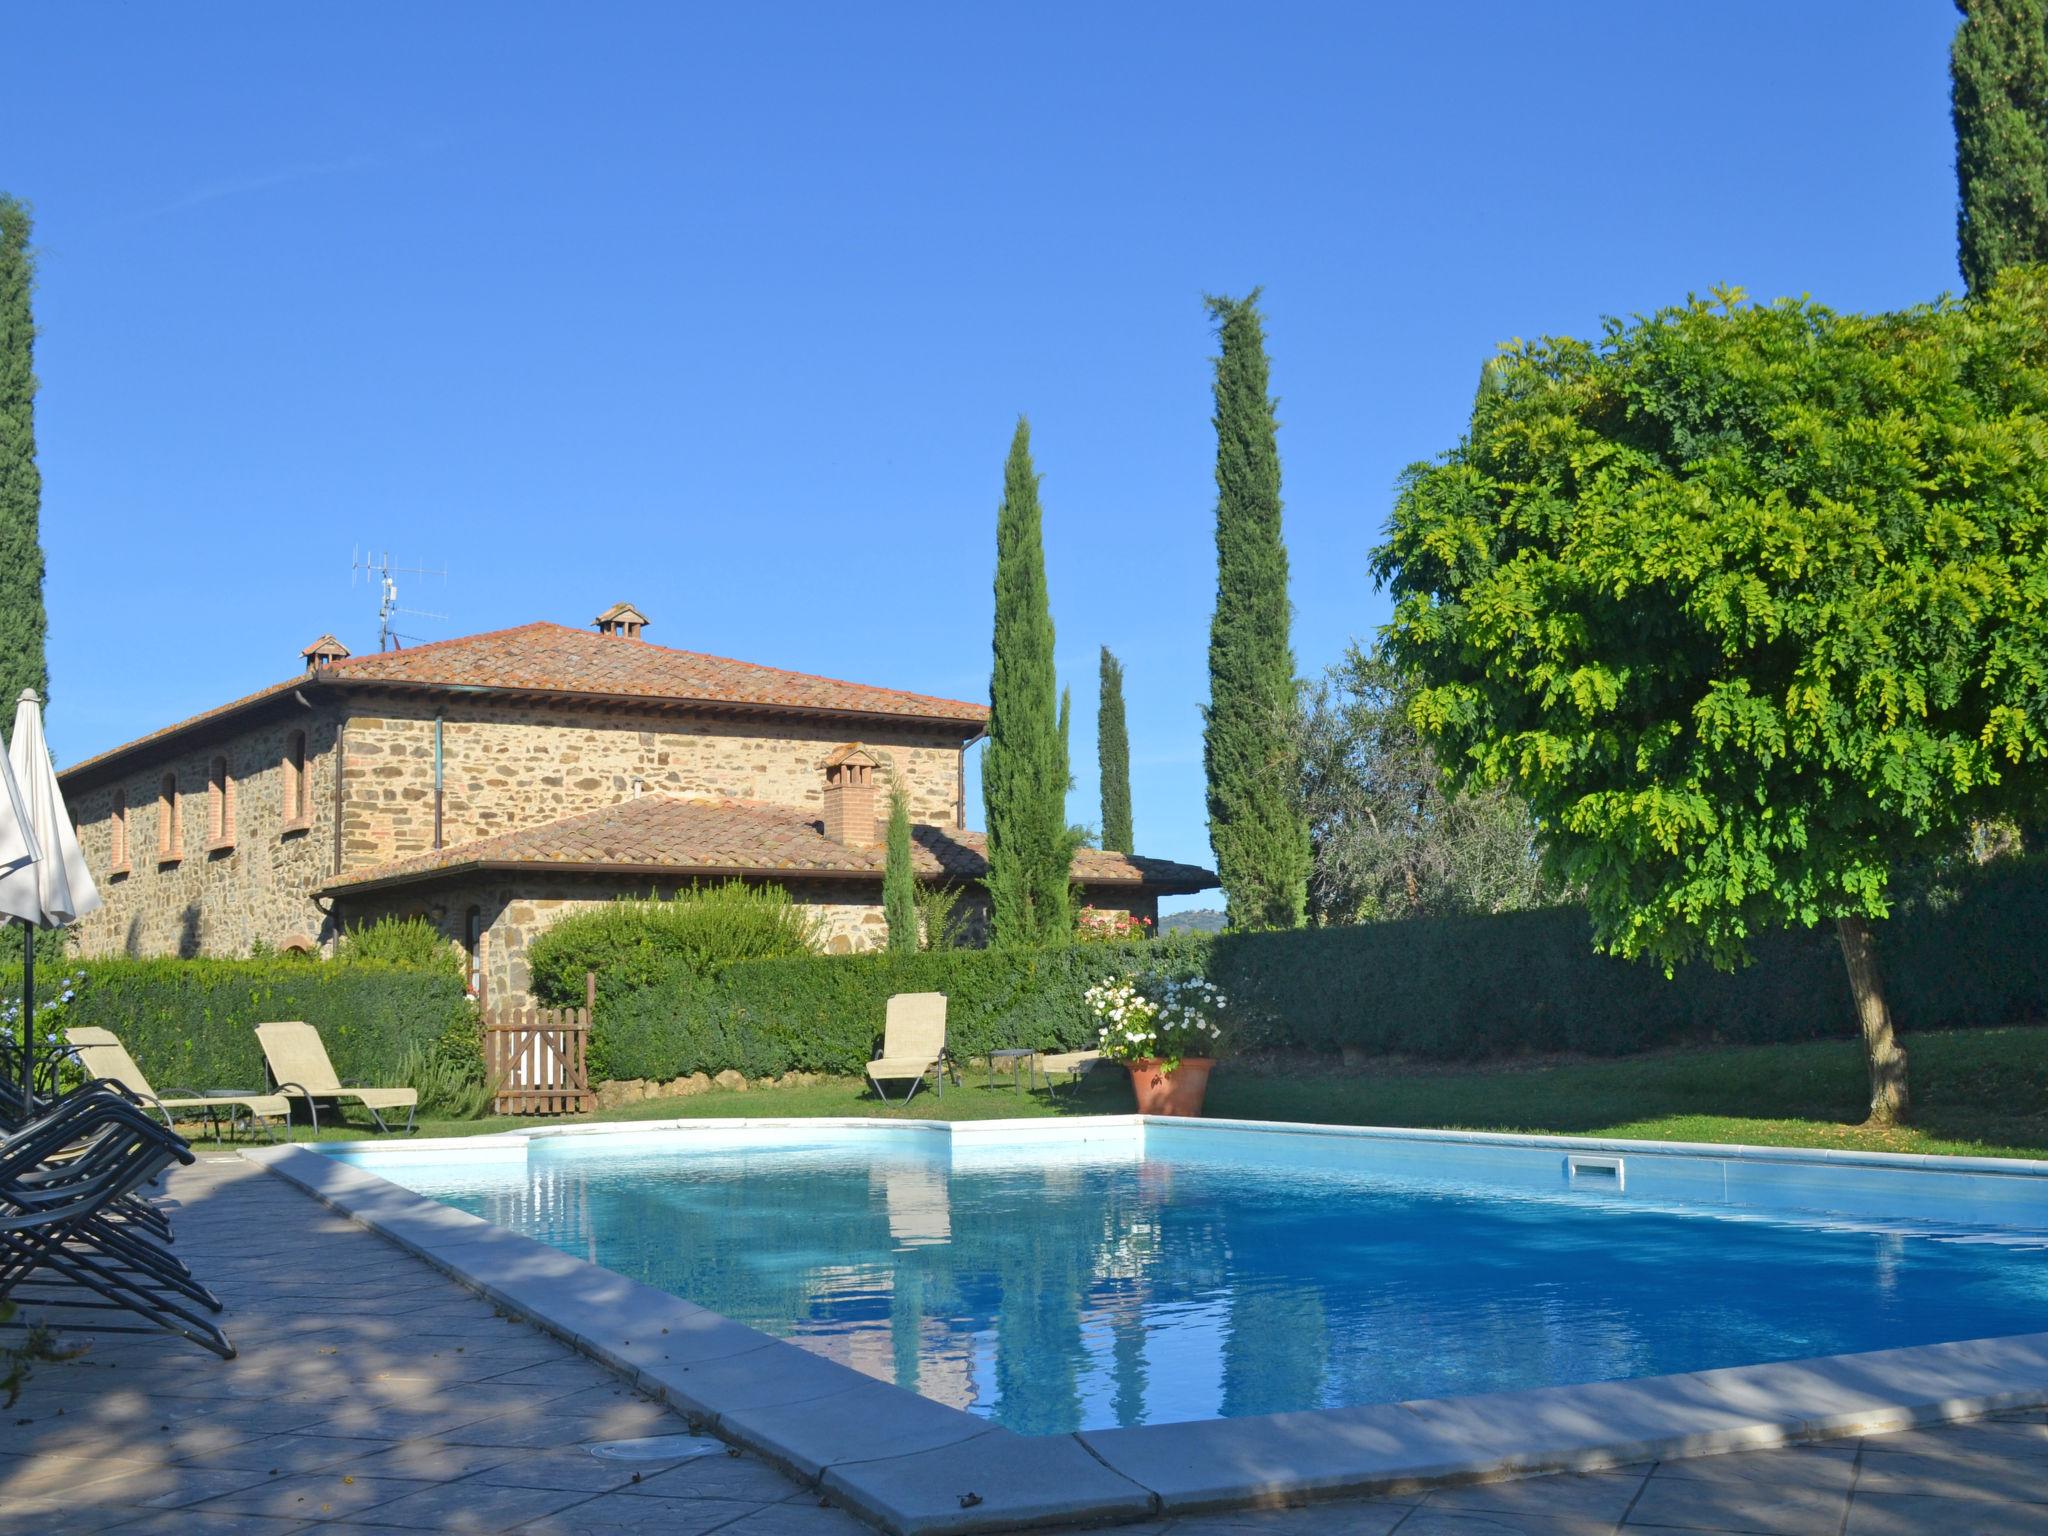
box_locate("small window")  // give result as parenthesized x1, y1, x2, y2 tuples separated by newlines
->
(157, 772, 181, 863)
(109, 788, 129, 874)
(282, 729, 310, 830)
(207, 754, 234, 850)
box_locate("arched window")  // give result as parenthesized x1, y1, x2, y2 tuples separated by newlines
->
(282, 729, 310, 830)
(109, 788, 129, 874)
(465, 906, 485, 1001)
(207, 754, 234, 850)
(157, 772, 181, 863)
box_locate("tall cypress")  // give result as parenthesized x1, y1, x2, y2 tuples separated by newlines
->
(1097, 646, 1133, 852)
(1953, 0, 2048, 294)
(883, 781, 917, 954)
(0, 197, 49, 712)
(981, 419, 1071, 945)
(1202, 291, 1309, 930)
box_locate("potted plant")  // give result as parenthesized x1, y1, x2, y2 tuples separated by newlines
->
(1084, 971, 1226, 1116)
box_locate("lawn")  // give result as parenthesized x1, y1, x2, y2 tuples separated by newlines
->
(218, 1025, 2048, 1161)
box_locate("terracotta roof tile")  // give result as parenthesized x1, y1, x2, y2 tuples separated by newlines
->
(63, 621, 986, 781)
(318, 794, 1217, 897)
(322, 623, 986, 722)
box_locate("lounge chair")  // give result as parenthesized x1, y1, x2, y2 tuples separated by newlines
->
(66, 1026, 302, 1142)
(1037, 1048, 1102, 1097)
(254, 1021, 418, 1134)
(865, 993, 955, 1103)
(0, 1089, 236, 1358)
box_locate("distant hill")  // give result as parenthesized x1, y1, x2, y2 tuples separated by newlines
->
(1160, 907, 1227, 935)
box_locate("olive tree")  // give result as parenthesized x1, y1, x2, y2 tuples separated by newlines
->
(1375, 273, 2048, 1124)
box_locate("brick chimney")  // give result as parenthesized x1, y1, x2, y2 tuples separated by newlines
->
(302, 635, 350, 672)
(594, 602, 649, 640)
(821, 744, 881, 848)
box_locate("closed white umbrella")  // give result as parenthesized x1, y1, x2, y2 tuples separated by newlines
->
(0, 689, 99, 1102)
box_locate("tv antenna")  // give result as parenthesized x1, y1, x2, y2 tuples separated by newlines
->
(351, 547, 449, 651)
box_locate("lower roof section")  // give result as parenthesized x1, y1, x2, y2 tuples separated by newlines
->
(317, 792, 1218, 899)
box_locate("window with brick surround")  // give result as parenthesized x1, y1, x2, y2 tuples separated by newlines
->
(207, 754, 234, 851)
(282, 729, 310, 831)
(109, 788, 129, 875)
(158, 773, 181, 863)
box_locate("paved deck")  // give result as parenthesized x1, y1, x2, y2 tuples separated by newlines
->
(4, 1158, 2048, 1536)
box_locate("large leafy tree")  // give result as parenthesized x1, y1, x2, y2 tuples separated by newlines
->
(982, 418, 1073, 945)
(1376, 277, 2048, 1125)
(1295, 641, 1550, 926)
(1953, 0, 2048, 295)
(0, 197, 48, 712)
(1203, 291, 1309, 929)
(1097, 646, 1133, 853)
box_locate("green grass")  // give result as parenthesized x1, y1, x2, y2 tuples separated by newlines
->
(190, 1026, 2048, 1161)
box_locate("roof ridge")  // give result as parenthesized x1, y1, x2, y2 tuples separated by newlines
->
(326, 620, 555, 669)
(523, 622, 981, 714)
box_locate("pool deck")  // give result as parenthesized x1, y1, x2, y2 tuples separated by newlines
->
(8, 1153, 2048, 1536)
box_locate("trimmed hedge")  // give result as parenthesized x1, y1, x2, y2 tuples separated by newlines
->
(590, 857, 2048, 1082)
(592, 940, 1200, 1083)
(4, 958, 474, 1091)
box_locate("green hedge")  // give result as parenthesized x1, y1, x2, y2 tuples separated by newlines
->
(592, 940, 1199, 1082)
(5, 958, 474, 1091)
(589, 857, 2048, 1081)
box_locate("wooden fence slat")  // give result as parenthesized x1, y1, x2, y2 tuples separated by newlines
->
(482, 1003, 593, 1116)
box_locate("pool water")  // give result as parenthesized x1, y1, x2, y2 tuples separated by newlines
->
(357, 1129, 2048, 1434)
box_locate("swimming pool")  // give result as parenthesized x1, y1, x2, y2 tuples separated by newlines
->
(329, 1118, 2048, 1437)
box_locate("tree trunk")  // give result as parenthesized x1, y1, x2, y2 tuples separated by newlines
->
(1834, 914, 1909, 1126)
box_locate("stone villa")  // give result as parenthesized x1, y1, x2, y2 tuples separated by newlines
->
(61, 607, 1216, 1002)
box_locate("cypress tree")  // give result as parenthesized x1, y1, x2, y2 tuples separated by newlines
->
(981, 419, 1071, 945)
(1202, 291, 1309, 930)
(1953, 0, 2048, 294)
(883, 780, 917, 954)
(0, 196, 48, 712)
(1097, 646, 1133, 853)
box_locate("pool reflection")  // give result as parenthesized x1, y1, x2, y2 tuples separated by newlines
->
(410, 1137, 2048, 1435)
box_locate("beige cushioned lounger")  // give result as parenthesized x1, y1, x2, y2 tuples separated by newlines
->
(255, 1020, 418, 1133)
(864, 992, 952, 1103)
(67, 1025, 295, 1139)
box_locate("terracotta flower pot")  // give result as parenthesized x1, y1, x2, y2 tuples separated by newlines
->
(1124, 1057, 1215, 1117)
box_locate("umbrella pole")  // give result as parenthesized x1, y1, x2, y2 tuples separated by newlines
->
(18, 921, 32, 1114)
(18, 918, 31, 1106)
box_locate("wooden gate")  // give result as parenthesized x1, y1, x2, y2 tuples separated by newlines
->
(484, 1005, 593, 1116)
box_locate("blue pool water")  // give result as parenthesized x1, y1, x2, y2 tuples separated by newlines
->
(349, 1127, 2048, 1434)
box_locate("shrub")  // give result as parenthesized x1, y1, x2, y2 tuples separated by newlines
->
(582, 856, 2048, 1083)
(527, 882, 821, 1008)
(397, 1014, 494, 1119)
(337, 915, 461, 974)
(5, 957, 475, 1091)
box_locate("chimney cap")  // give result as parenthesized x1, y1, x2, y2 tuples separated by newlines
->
(595, 602, 650, 639)
(823, 742, 880, 770)
(302, 635, 351, 670)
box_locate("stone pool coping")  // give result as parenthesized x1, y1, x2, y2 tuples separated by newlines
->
(247, 1118, 2048, 1535)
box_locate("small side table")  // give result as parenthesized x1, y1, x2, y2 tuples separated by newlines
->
(986, 1048, 1039, 1093)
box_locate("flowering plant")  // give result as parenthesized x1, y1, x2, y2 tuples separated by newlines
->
(1084, 971, 1226, 1073)
(0, 970, 83, 1051)
(1075, 906, 1154, 943)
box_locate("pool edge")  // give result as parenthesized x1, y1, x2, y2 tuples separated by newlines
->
(246, 1123, 2048, 1533)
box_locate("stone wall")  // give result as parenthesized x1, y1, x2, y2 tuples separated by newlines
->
(61, 685, 1161, 986)
(66, 708, 342, 959)
(339, 698, 968, 868)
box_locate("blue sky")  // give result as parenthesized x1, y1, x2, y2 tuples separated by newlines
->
(9, 3, 1962, 910)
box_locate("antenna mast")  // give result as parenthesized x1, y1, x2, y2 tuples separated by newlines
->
(350, 547, 449, 651)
